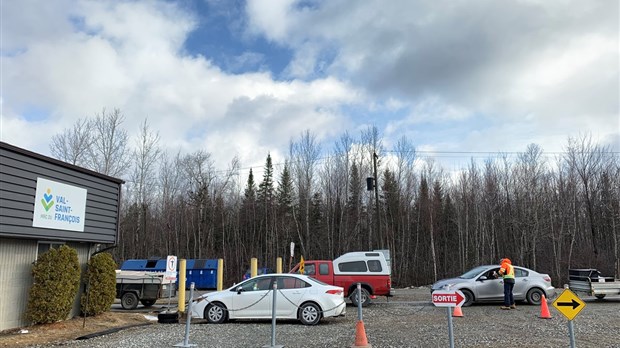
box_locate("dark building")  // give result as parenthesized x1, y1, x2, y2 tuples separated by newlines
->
(0, 141, 123, 330)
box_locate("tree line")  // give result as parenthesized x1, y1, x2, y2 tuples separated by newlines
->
(50, 109, 620, 287)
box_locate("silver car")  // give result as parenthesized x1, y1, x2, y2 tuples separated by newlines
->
(431, 265, 554, 306)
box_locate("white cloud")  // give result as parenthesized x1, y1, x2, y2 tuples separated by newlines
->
(1, 0, 361, 171)
(1, 0, 617, 179)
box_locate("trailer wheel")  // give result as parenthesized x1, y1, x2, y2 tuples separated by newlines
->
(121, 292, 139, 310)
(141, 299, 156, 307)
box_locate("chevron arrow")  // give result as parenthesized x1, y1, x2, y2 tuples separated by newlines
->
(557, 299, 580, 309)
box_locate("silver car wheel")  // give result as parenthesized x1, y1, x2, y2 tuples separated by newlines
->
(299, 303, 320, 325)
(526, 288, 543, 305)
(206, 303, 226, 324)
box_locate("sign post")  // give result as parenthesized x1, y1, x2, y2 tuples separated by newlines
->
(299, 256, 305, 275)
(553, 286, 586, 348)
(432, 289, 465, 348)
(289, 242, 294, 273)
(165, 255, 178, 309)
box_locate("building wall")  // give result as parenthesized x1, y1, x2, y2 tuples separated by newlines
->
(0, 142, 122, 243)
(0, 142, 122, 331)
(0, 238, 93, 331)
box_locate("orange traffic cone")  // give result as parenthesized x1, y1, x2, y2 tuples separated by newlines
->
(452, 305, 463, 317)
(352, 320, 371, 347)
(539, 295, 552, 319)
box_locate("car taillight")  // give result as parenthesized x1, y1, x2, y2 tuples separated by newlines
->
(326, 289, 343, 295)
(387, 278, 391, 288)
(543, 276, 551, 283)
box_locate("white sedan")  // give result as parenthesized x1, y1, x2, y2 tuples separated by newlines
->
(189, 273, 346, 325)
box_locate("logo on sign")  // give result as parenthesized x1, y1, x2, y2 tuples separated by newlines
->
(41, 189, 54, 211)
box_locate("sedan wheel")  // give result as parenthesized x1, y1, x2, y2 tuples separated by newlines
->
(299, 302, 321, 325)
(526, 288, 544, 305)
(205, 303, 227, 324)
(460, 289, 474, 307)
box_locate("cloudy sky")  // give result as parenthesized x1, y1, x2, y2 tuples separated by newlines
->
(2, 0, 618, 174)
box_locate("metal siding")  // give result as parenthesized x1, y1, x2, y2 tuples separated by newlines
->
(0, 238, 96, 331)
(0, 238, 37, 331)
(68, 242, 92, 319)
(0, 144, 121, 243)
(1, 154, 118, 194)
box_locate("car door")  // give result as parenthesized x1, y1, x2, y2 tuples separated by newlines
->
(231, 276, 273, 318)
(274, 276, 308, 317)
(512, 268, 530, 300)
(474, 267, 504, 301)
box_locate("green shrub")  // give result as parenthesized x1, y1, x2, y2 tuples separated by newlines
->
(81, 252, 117, 315)
(26, 245, 81, 324)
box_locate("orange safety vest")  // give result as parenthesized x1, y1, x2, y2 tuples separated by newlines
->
(500, 260, 515, 279)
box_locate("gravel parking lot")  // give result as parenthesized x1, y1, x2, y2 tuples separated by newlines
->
(30, 288, 620, 348)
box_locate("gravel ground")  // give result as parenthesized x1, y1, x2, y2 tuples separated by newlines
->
(29, 288, 620, 348)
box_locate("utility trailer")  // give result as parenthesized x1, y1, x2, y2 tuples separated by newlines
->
(115, 270, 176, 309)
(568, 268, 620, 300)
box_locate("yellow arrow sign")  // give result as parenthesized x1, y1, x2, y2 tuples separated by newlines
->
(552, 289, 586, 321)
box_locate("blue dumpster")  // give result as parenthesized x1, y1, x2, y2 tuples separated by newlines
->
(187, 259, 217, 289)
(121, 258, 219, 290)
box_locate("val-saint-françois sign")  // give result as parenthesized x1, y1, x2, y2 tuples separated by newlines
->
(432, 290, 466, 307)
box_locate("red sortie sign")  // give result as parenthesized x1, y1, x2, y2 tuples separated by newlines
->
(432, 290, 466, 307)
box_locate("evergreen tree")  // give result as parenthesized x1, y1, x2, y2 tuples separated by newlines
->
(258, 154, 276, 264)
(346, 162, 363, 250)
(277, 162, 294, 215)
(241, 169, 258, 256)
(258, 154, 275, 204)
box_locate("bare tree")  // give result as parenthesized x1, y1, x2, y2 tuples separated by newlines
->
(49, 118, 93, 166)
(129, 119, 161, 256)
(289, 130, 321, 256)
(88, 108, 130, 178)
(564, 134, 608, 256)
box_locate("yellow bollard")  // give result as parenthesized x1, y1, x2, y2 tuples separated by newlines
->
(276, 257, 283, 273)
(251, 258, 258, 278)
(178, 259, 186, 313)
(217, 258, 223, 291)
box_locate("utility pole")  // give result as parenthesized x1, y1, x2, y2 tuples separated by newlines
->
(373, 152, 380, 246)
(366, 152, 380, 250)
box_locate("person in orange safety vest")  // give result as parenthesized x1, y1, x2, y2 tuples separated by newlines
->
(498, 258, 516, 309)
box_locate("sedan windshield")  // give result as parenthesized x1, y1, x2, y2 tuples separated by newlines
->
(459, 266, 489, 279)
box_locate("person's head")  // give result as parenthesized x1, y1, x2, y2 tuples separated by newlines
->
(499, 258, 511, 265)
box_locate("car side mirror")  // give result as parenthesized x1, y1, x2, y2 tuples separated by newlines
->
(236, 286, 243, 294)
(479, 276, 488, 281)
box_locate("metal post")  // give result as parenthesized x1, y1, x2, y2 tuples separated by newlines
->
(167, 279, 173, 310)
(373, 152, 380, 247)
(271, 283, 277, 347)
(178, 259, 186, 313)
(563, 283, 576, 348)
(357, 283, 362, 321)
(263, 283, 283, 348)
(174, 282, 196, 347)
(568, 320, 576, 348)
(447, 307, 455, 348)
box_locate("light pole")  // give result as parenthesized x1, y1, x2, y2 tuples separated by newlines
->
(366, 152, 380, 249)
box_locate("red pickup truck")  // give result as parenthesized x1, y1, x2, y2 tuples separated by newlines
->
(290, 251, 394, 306)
